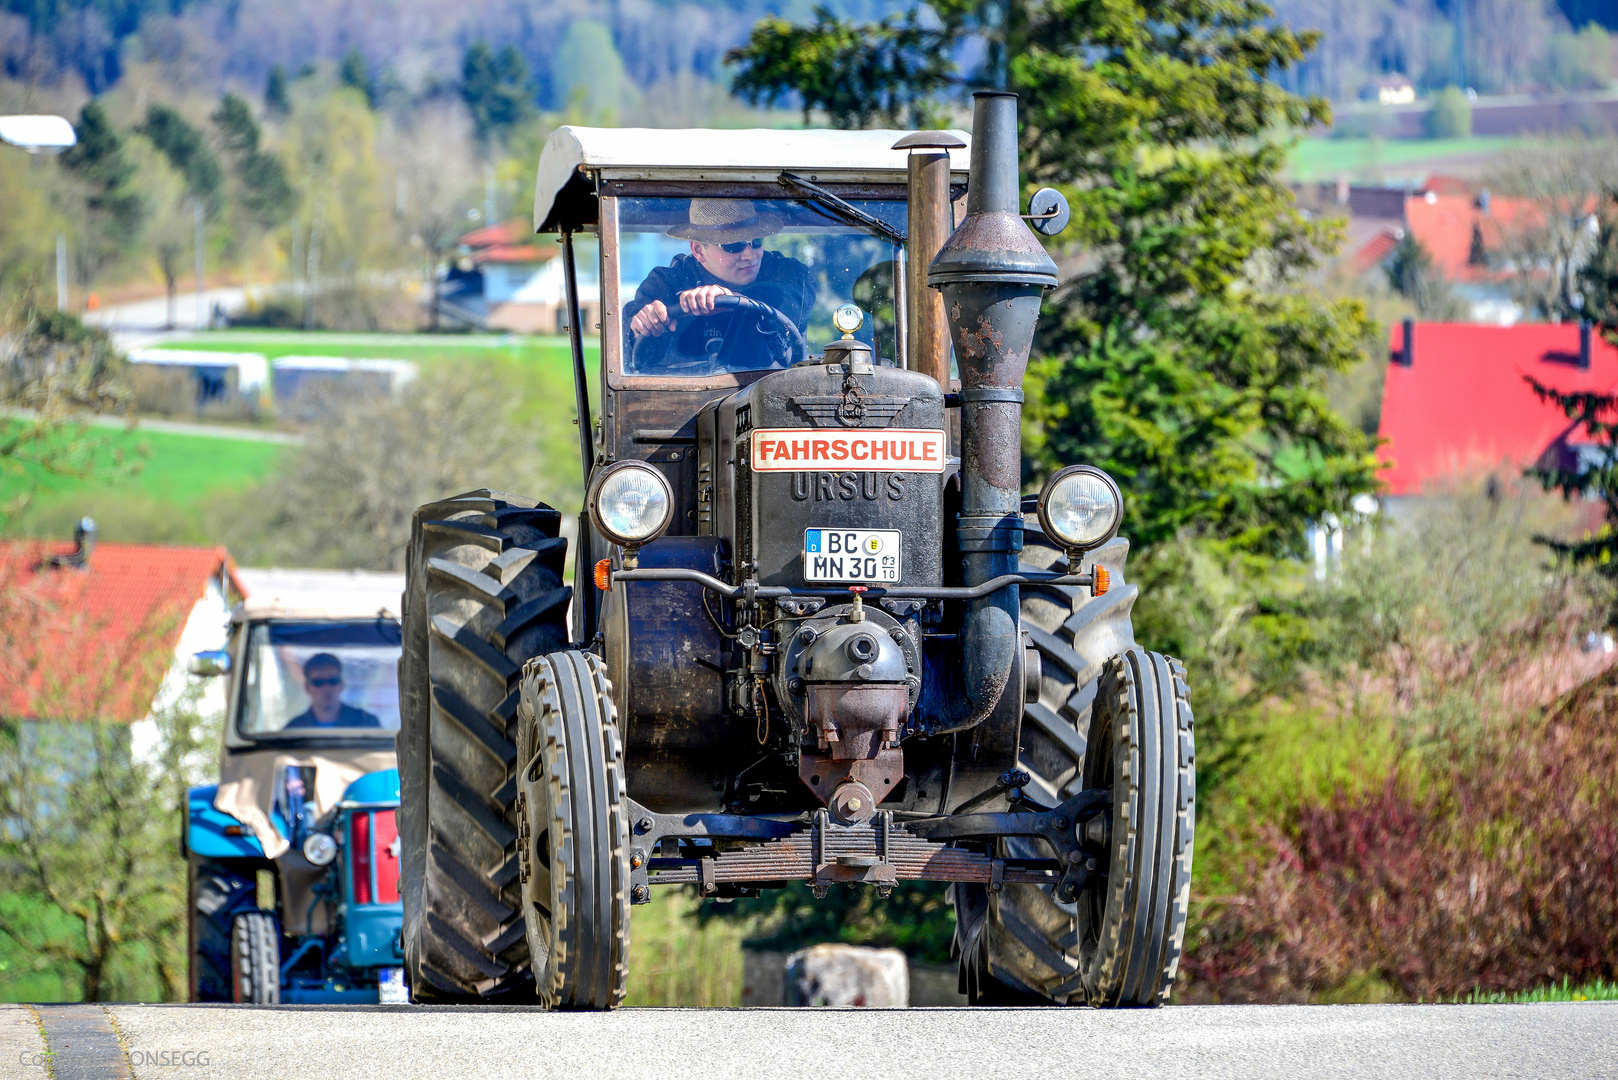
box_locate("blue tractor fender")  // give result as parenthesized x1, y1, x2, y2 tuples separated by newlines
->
(186, 784, 265, 859)
(339, 767, 400, 806)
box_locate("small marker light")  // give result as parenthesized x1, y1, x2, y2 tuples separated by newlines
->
(594, 558, 612, 591)
(1091, 564, 1110, 597)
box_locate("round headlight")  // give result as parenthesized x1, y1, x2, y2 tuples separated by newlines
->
(1037, 465, 1123, 552)
(303, 832, 338, 866)
(587, 462, 674, 547)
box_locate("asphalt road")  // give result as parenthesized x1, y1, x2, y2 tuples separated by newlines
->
(4, 1002, 1615, 1080)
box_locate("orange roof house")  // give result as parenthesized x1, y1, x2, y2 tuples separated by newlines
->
(0, 530, 242, 723)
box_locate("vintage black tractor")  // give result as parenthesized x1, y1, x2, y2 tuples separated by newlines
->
(397, 91, 1193, 1008)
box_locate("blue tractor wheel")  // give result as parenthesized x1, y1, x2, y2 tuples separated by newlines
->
(189, 857, 262, 1002)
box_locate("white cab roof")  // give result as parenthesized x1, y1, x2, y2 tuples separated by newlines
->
(534, 125, 970, 233)
(234, 568, 404, 622)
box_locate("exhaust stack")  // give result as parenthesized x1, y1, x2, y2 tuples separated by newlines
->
(926, 90, 1058, 733)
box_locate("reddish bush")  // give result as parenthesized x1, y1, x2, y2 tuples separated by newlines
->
(1184, 668, 1618, 1002)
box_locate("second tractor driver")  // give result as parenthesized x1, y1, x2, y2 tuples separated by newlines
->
(624, 199, 815, 372)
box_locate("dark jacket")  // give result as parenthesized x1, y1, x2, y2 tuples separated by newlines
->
(284, 703, 383, 729)
(623, 252, 815, 371)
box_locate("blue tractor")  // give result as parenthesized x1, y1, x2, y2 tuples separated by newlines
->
(185, 580, 406, 1003)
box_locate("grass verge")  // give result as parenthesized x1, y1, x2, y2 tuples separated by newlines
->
(624, 889, 752, 1007)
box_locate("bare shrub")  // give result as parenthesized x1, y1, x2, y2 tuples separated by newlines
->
(222, 361, 567, 570)
(1180, 479, 1618, 1002)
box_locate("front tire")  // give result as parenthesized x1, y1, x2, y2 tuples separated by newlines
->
(229, 911, 281, 1004)
(1075, 649, 1195, 1006)
(189, 857, 259, 1002)
(515, 651, 631, 1010)
(399, 490, 571, 1002)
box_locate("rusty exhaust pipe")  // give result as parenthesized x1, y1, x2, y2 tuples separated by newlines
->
(925, 90, 1057, 735)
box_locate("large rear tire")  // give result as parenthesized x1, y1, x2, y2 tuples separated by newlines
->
(399, 490, 571, 1002)
(515, 651, 631, 1010)
(955, 524, 1174, 1005)
(229, 911, 281, 1004)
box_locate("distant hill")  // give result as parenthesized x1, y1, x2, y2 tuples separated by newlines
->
(1, 0, 887, 103)
(1271, 0, 1615, 105)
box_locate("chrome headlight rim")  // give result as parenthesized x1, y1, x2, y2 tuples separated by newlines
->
(302, 831, 338, 866)
(1036, 464, 1123, 553)
(586, 461, 675, 548)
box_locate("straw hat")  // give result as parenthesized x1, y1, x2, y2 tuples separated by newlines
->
(667, 199, 783, 244)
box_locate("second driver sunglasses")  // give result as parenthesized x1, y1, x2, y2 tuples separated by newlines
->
(719, 238, 765, 254)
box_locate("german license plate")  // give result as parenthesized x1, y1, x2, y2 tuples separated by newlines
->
(803, 529, 901, 583)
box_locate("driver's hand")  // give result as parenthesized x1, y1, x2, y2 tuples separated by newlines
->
(679, 285, 734, 316)
(630, 300, 673, 338)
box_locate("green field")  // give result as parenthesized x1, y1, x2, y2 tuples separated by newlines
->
(3, 427, 283, 505)
(150, 330, 594, 369)
(1, 424, 286, 544)
(1287, 135, 1520, 182)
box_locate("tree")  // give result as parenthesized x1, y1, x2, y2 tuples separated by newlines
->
(211, 92, 298, 232)
(340, 48, 377, 109)
(550, 20, 633, 123)
(728, 0, 1379, 557)
(1492, 139, 1616, 321)
(390, 105, 477, 330)
(223, 363, 560, 570)
(137, 104, 224, 214)
(280, 89, 395, 328)
(461, 41, 535, 145)
(730, 3, 958, 128)
(126, 138, 194, 330)
(1426, 85, 1472, 138)
(1526, 375, 1618, 571)
(59, 102, 147, 295)
(1385, 233, 1467, 319)
(265, 66, 291, 117)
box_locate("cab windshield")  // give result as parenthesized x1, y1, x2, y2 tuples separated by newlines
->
(617, 195, 906, 377)
(238, 620, 401, 738)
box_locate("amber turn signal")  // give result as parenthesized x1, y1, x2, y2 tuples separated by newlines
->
(1091, 564, 1111, 597)
(594, 558, 612, 591)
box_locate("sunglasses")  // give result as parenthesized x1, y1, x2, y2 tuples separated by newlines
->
(307, 676, 341, 687)
(719, 238, 764, 254)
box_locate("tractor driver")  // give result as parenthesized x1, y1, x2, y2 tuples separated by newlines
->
(624, 199, 815, 371)
(285, 653, 382, 729)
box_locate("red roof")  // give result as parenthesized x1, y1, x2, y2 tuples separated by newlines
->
(0, 542, 241, 723)
(1377, 322, 1618, 496)
(477, 244, 555, 265)
(458, 219, 530, 249)
(1351, 228, 1402, 276)
(1403, 193, 1541, 283)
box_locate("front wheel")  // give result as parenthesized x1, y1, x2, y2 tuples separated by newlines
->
(1077, 649, 1195, 1005)
(229, 911, 282, 1004)
(515, 651, 631, 1010)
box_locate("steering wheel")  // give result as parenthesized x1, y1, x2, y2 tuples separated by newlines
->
(631, 294, 808, 374)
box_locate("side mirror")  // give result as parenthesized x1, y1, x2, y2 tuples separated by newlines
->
(189, 650, 232, 677)
(1026, 188, 1071, 237)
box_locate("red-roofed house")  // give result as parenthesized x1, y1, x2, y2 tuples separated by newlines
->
(0, 531, 242, 728)
(1377, 321, 1618, 496)
(1342, 180, 1546, 325)
(446, 219, 600, 334)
